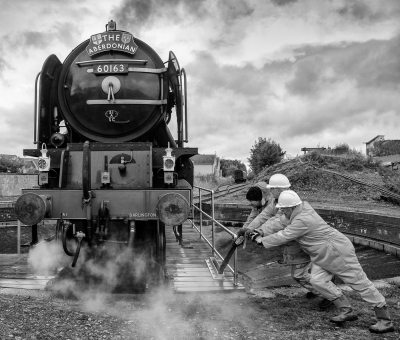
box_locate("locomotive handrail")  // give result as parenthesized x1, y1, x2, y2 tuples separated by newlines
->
(127, 67, 167, 73)
(189, 186, 239, 285)
(34, 72, 41, 145)
(75, 59, 148, 66)
(181, 68, 188, 143)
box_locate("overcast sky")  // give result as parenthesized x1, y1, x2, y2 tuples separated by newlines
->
(1, 0, 399, 167)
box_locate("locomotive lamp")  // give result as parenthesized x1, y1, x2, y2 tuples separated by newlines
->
(37, 144, 50, 185)
(38, 144, 50, 172)
(50, 132, 68, 148)
(163, 143, 175, 184)
(106, 20, 116, 31)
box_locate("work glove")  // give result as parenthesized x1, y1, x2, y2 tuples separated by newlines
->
(249, 230, 261, 242)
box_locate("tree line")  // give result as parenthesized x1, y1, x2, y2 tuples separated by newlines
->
(221, 137, 284, 177)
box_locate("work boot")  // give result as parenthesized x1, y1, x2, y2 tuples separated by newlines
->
(319, 298, 333, 310)
(306, 292, 317, 299)
(330, 295, 358, 323)
(369, 306, 395, 334)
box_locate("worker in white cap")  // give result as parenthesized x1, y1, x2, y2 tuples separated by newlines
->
(240, 174, 291, 233)
(252, 190, 394, 334)
(238, 175, 330, 309)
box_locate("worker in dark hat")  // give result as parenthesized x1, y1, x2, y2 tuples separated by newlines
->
(252, 190, 394, 334)
(242, 184, 268, 229)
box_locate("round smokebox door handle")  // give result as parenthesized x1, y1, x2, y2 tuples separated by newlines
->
(101, 76, 121, 95)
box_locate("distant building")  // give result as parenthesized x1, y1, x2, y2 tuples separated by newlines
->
(364, 135, 385, 156)
(300, 147, 326, 154)
(373, 154, 400, 168)
(191, 154, 221, 177)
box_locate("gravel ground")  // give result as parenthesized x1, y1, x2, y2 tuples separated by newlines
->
(1, 283, 400, 340)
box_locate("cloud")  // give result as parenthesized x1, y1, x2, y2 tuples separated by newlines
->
(112, 0, 208, 33)
(271, 0, 297, 6)
(216, 0, 254, 22)
(269, 34, 400, 145)
(335, 0, 400, 23)
(0, 104, 35, 156)
(185, 32, 400, 160)
(9, 31, 54, 49)
(53, 21, 80, 46)
(112, 0, 256, 48)
(337, 1, 381, 21)
(0, 47, 9, 79)
(5, 24, 80, 51)
(182, 51, 294, 161)
(286, 33, 400, 97)
(187, 51, 269, 97)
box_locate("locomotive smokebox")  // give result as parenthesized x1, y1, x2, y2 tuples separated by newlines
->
(14, 193, 52, 225)
(56, 26, 169, 143)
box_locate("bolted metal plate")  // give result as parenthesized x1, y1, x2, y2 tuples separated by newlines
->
(14, 193, 48, 225)
(156, 193, 190, 226)
(205, 258, 224, 280)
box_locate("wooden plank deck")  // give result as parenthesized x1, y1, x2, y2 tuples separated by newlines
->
(165, 223, 245, 293)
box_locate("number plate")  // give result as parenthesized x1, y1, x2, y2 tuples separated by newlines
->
(93, 64, 128, 74)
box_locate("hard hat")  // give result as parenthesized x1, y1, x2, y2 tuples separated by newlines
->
(246, 187, 262, 201)
(266, 174, 291, 189)
(276, 190, 302, 208)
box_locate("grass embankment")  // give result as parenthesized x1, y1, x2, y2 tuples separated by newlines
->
(252, 151, 400, 213)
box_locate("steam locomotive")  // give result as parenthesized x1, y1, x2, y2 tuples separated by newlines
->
(14, 21, 197, 290)
(233, 170, 247, 183)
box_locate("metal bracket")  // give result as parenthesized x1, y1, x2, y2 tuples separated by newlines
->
(205, 257, 224, 280)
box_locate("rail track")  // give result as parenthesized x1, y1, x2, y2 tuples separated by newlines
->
(193, 183, 248, 202)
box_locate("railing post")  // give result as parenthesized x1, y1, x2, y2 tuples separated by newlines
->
(191, 191, 194, 228)
(199, 187, 202, 238)
(17, 220, 21, 255)
(234, 248, 238, 285)
(211, 190, 215, 256)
